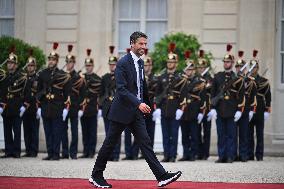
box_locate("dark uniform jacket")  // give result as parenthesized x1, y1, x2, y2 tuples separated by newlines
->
(37, 67, 71, 118)
(254, 74, 271, 118)
(1, 70, 29, 117)
(81, 73, 101, 117)
(68, 70, 85, 117)
(100, 72, 116, 118)
(211, 71, 245, 118)
(24, 72, 38, 115)
(144, 72, 158, 119)
(202, 73, 213, 115)
(180, 74, 206, 121)
(242, 76, 257, 115)
(156, 71, 183, 119)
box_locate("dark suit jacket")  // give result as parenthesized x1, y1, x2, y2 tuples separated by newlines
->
(107, 53, 150, 124)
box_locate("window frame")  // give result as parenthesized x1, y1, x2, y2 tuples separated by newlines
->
(113, 0, 168, 55)
(0, 0, 15, 37)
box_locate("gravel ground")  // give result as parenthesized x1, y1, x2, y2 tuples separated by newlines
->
(0, 153, 284, 183)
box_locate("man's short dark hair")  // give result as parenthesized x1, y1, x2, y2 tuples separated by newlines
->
(130, 31, 147, 45)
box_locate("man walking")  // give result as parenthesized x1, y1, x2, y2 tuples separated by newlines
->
(89, 31, 182, 188)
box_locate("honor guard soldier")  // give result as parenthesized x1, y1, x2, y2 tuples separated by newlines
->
(61, 45, 85, 159)
(196, 50, 213, 160)
(0, 46, 29, 158)
(234, 51, 257, 162)
(22, 49, 40, 158)
(209, 44, 245, 163)
(154, 43, 183, 162)
(176, 50, 206, 161)
(248, 50, 271, 161)
(78, 49, 101, 158)
(37, 42, 71, 160)
(100, 46, 121, 161)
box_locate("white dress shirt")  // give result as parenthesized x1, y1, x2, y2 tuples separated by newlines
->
(130, 51, 143, 100)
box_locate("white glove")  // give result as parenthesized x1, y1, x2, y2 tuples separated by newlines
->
(0, 107, 3, 115)
(78, 110, 84, 118)
(97, 109, 102, 118)
(36, 108, 41, 120)
(207, 109, 217, 121)
(197, 113, 204, 124)
(249, 111, 254, 122)
(234, 111, 242, 122)
(175, 109, 183, 120)
(152, 108, 161, 121)
(264, 112, 270, 121)
(62, 108, 69, 121)
(19, 106, 26, 117)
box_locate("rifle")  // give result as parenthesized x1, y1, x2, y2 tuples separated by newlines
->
(211, 73, 238, 106)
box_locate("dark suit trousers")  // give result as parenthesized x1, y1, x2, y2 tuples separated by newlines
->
(92, 111, 166, 180)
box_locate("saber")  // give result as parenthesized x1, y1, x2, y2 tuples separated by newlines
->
(240, 61, 249, 73)
(201, 67, 210, 77)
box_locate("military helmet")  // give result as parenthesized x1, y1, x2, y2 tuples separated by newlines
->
(7, 45, 18, 64)
(48, 42, 59, 60)
(197, 49, 208, 68)
(167, 42, 178, 62)
(143, 48, 152, 66)
(184, 50, 194, 70)
(235, 51, 246, 67)
(223, 44, 234, 62)
(250, 50, 259, 67)
(66, 44, 76, 63)
(84, 49, 94, 65)
(108, 46, 118, 65)
(27, 48, 36, 65)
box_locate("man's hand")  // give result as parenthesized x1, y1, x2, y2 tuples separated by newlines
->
(62, 108, 69, 121)
(78, 110, 84, 118)
(152, 108, 161, 121)
(19, 106, 26, 117)
(0, 107, 3, 115)
(234, 111, 242, 122)
(139, 103, 151, 114)
(207, 109, 217, 121)
(175, 109, 183, 120)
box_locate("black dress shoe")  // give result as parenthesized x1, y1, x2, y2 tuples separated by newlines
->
(121, 156, 132, 160)
(215, 158, 226, 163)
(0, 154, 13, 158)
(78, 154, 89, 158)
(256, 157, 263, 161)
(239, 157, 247, 162)
(52, 156, 60, 160)
(248, 156, 254, 161)
(109, 157, 119, 162)
(169, 157, 176, 162)
(178, 157, 188, 161)
(226, 158, 233, 163)
(88, 154, 94, 158)
(60, 155, 69, 159)
(196, 156, 203, 160)
(22, 153, 31, 157)
(187, 157, 196, 161)
(42, 156, 52, 160)
(158, 171, 182, 187)
(161, 157, 169, 162)
(71, 156, 77, 160)
(30, 153, 38, 157)
(89, 175, 112, 188)
(13, 154, 21, 158)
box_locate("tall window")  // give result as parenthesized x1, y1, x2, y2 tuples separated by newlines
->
(281, 0, 284, 83)
(116, 0, 167, 55)
(0, 0, 14, 37)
